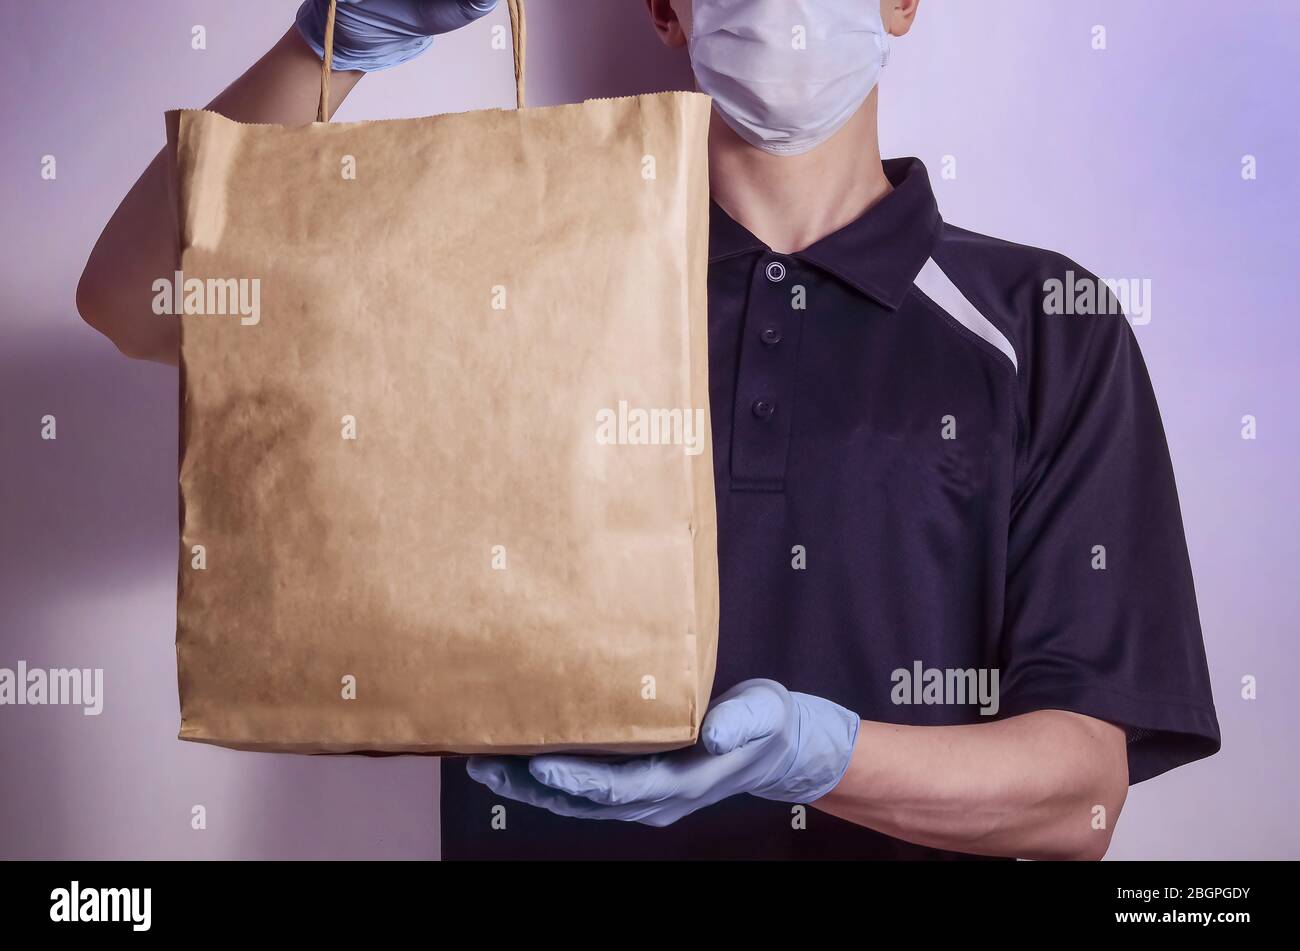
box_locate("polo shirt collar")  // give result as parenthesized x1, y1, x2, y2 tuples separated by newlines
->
(708, 157, 942, 311)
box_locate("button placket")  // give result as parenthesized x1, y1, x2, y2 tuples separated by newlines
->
(730, 255, 802, 492)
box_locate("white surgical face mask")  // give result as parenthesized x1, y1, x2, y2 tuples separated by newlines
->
(688, 0, 892, 156)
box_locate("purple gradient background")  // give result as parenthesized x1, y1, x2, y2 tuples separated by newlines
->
(1, 0, 1296, 859)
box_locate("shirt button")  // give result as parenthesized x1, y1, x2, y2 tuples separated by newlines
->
(765, 261, 786, 283)
(760, 327, 782, 346)
(752, 399, 776, 420)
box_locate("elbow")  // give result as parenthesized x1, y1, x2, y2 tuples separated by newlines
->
(1036, 712, 1130, 861)
(76, 269, 127, 354)
(1047, 772, 1128, 861)
(1065, 823, 1116, 862)
(1032, 811, 1120, 861)
(76, 269, 115, 343)
(1087, 775, 1128, 860)
(76, 270, 176, 365)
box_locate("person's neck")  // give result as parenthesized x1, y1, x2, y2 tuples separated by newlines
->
(708, 91, 892, 255)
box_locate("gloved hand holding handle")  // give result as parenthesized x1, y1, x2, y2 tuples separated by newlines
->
(296, 0, 500, 73)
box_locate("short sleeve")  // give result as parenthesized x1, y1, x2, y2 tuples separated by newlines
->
(997, 264, 1220, 783)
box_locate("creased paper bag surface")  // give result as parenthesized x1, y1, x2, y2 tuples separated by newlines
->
(168, 92, 717, 754)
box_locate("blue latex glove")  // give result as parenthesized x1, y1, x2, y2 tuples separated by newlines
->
(467, 679, 860, 827)
(295, 0, 499, 72)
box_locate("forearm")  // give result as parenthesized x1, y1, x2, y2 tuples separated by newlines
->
(815, 710, 1128, 860)
(77, 28, 361, 364)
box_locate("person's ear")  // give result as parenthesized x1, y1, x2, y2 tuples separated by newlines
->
(881, 0, 920, 38)
(645, 0, 688, 49)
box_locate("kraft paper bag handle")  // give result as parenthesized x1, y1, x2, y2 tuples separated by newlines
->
(316, 0, 527, 122)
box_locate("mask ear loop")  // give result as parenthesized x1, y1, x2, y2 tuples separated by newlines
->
(877, 10, 893, 70)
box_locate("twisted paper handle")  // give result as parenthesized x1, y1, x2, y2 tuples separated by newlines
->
(317, 0, 526, 122)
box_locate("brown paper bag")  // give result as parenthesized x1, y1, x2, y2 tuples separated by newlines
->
(168, 0, 717, 754)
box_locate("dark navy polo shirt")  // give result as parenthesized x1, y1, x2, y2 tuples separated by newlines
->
(441, 157, 1220, 860)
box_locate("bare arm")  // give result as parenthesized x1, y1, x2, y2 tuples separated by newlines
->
(76, 28, 362, 365)
(816, 710, 1129, 860)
